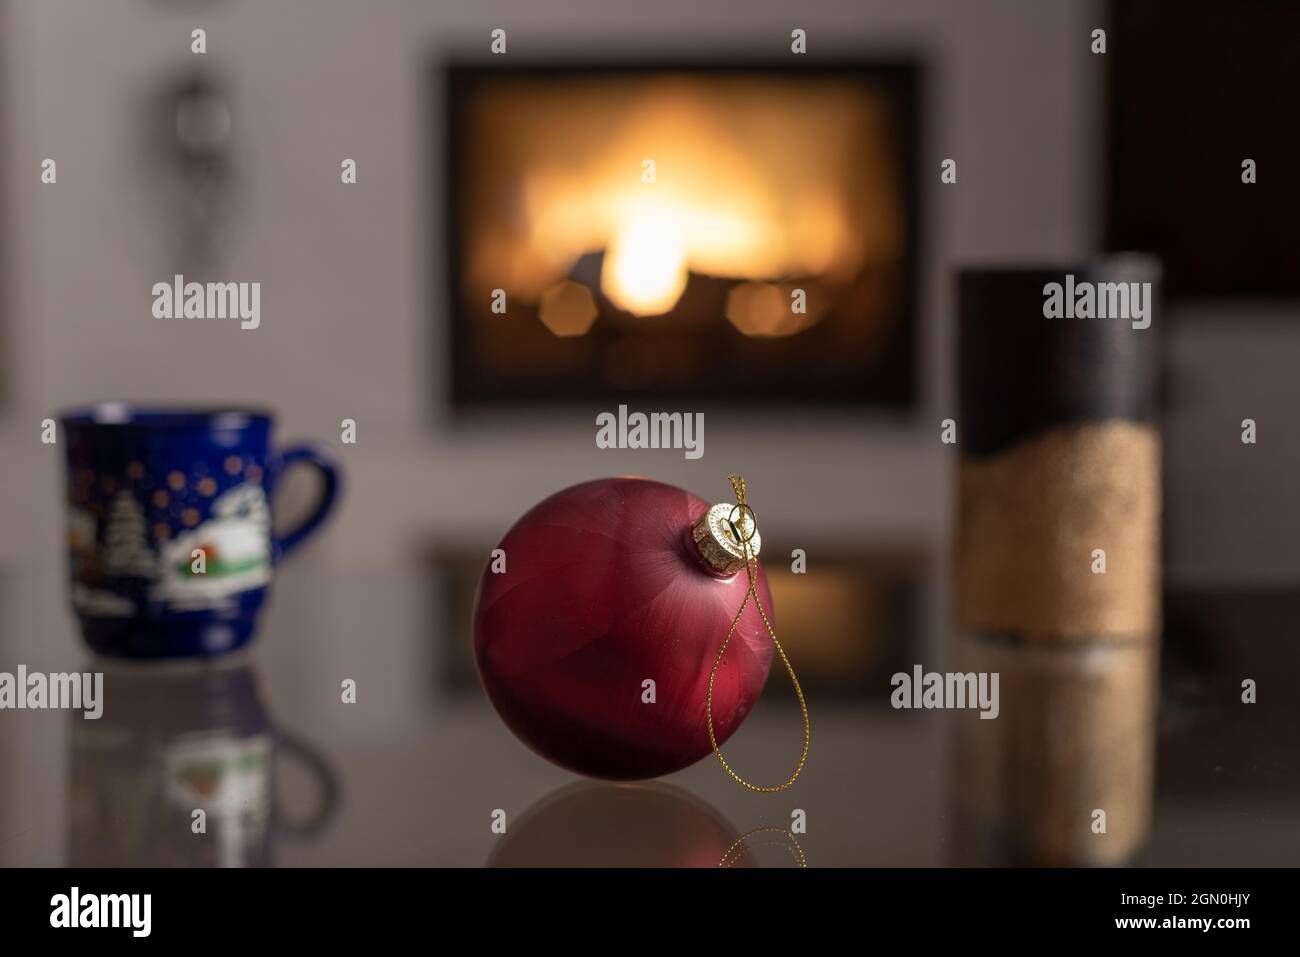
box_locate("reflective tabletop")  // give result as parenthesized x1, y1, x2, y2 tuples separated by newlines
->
(1, 568, 1296, 867)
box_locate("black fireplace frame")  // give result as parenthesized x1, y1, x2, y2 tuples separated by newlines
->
(439, 58, 923, 411)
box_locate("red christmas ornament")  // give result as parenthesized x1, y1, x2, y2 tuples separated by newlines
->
(473, 477, 775, 780)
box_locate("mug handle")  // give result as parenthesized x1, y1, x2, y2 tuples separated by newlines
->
(273, 727, 343, 841)
(273, 444, 341, 559)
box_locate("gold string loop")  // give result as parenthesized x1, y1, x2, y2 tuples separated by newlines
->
(705, 474, 810, 793)
(718, 825, 808, 868)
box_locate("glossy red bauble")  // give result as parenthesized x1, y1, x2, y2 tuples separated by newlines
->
(473, 477, 775, 780)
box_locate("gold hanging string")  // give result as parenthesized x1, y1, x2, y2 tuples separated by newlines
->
(705, 475, 810, 793)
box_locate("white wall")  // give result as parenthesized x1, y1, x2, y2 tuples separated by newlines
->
(0, 0, 1105, 590)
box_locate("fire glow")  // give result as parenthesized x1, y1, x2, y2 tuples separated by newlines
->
(461, 74, 905, 332)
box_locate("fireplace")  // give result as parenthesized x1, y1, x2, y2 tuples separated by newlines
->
(444, 62, 920, 407)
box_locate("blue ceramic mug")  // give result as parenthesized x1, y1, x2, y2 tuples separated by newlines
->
(61, 404, 341, 658)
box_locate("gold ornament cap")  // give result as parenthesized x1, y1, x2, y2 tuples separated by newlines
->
(692, 502, 761, 577)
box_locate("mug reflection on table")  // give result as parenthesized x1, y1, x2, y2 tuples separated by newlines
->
(68, 655, 339, 867)
(60, 404, 341, 658)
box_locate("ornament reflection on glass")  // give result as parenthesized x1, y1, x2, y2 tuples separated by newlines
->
(473, 475, 808, 788)
(487, 782, 752, 868)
